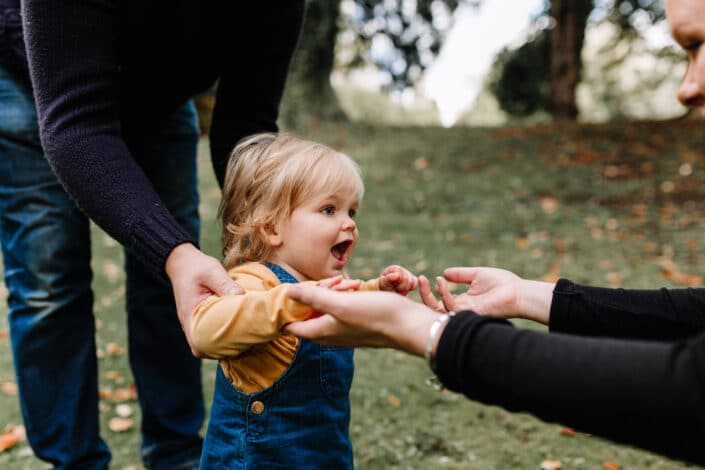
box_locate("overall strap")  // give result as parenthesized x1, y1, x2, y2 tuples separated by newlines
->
(266, 263, 299, 284)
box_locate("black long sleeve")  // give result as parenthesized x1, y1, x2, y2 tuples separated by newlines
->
(550, 278, 705, 340)
(435, 310, 705, 465)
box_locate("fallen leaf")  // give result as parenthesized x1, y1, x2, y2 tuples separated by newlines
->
(0, 330, 8, 340)
(0, 425, 25, 452)
(0, 381, 18, 396)
(541, 459, 562, 470)
(99, 384, 138, 402)
(606, 272, 623, 288)
(540, 263, 561, 283)
(516, 237, 529, 250)
(602, 462, 621, 470)
(106, 343, 126, 357)
(540, 197, 559, 214)
(387, 394, 400, 407)
(108, 417, 134, 433)
(559, 427, 576, 436)
(115, 404, 133, 418)
(105, 370, 124, 382)
(413, 157, 429, 170)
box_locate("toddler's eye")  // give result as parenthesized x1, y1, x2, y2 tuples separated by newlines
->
(348, 209, 357, 218)
(321, 206, 335, 215)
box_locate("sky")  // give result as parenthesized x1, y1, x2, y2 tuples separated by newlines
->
(423, 0, 545, 126)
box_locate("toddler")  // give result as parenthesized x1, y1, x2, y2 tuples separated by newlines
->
(192, 133, 418, 468)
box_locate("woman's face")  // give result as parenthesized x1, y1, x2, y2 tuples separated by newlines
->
(667, 0, 705, 107)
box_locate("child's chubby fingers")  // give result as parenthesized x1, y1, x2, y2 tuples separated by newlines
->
(401, 270, 419, 292)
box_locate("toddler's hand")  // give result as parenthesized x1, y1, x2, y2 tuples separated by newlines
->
(379, 265, 418, 296)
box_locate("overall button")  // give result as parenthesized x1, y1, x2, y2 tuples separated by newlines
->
(250, 400, 265, 414)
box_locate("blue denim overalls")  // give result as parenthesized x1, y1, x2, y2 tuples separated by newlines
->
(200, 264, 355, 469)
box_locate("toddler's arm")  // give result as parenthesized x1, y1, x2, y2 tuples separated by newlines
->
(191, 275, 316, 359)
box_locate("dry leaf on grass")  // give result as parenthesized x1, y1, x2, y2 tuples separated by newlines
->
(0, 330, 8, 340)
(115, 404, 133, 418)
(106, 343, 126, 357)
(540, 197, 559, 214)
(559, 427, 576, 437)
(99, 384, 138, 402)
(541, 459, 562, 470)
(387, 395, 400, 407)
(108, 417, 134, 433)
(0, 425, 26, 452)
(0, 381, 18, 396)
(602, 462, 621, 470)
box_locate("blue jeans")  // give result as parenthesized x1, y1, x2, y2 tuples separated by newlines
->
(0, 65, 204, 469)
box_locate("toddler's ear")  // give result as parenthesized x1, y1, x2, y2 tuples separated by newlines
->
(260, 223, 283, 247)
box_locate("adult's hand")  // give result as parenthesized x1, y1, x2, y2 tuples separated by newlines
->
(427, 267, 554, 324)
(284, 286, 441, 357)
(165, 243, 243, 357)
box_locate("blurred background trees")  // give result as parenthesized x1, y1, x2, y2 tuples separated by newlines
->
(202, 0, 686, 134)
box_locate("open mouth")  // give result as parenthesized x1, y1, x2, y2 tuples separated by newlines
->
(331, 240, 353, 261)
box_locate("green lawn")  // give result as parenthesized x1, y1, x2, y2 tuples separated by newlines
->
(1, 120, 703, 468)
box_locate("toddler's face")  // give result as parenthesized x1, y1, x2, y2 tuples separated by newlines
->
(269, 189, 359, 281)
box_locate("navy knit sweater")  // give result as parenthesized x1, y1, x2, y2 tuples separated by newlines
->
(1, 0, 303, 271)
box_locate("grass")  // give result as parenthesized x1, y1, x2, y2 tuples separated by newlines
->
(1, 119, 704, 469)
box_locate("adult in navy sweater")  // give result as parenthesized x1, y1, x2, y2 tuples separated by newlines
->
(0, 1, 304, 468)
(284, 0, 705, 465)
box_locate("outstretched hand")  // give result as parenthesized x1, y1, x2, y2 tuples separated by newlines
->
(166, 243, 243, 357)
(420, 267, 554, 323)
(420, 267, 522, 317)
(379, 264, 419, 296)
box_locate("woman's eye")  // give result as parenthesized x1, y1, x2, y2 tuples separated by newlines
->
(321, 206, 335, 215)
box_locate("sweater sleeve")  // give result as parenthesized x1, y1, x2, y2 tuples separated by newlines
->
(435, 311, 705, 466)
(549, 279, 705, 341)
(190, 278, 315, 359)
(21, 0, 194, 272)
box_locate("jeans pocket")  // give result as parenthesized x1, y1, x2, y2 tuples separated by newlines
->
(320, 346, 354, 399)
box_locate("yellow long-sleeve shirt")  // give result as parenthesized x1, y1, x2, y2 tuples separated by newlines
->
(191, 262, 380, 393)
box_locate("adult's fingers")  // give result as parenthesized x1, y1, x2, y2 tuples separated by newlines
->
(419, 275, 444, 311)
(283, 314, 335, 339)
(436, 276, 458, 312)
(207, 264, 244, 296)
(443, 267, 480, 284)
(288, 284, 347, 315)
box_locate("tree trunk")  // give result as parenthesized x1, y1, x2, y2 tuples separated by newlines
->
(549, 0, 592, 120)
(280, 0, 346, 130)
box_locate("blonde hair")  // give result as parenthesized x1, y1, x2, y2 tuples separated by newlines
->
(220, 133, 364, 269)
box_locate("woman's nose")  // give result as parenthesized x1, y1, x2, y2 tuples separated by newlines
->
(678, 62, 705, 107)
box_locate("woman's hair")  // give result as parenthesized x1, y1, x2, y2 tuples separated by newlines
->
(220, 132, 364, 269)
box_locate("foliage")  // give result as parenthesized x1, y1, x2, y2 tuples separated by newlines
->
(340, 0, 478, 91)
(490, 0, 667, 119)
(489, 29, 551, 117)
